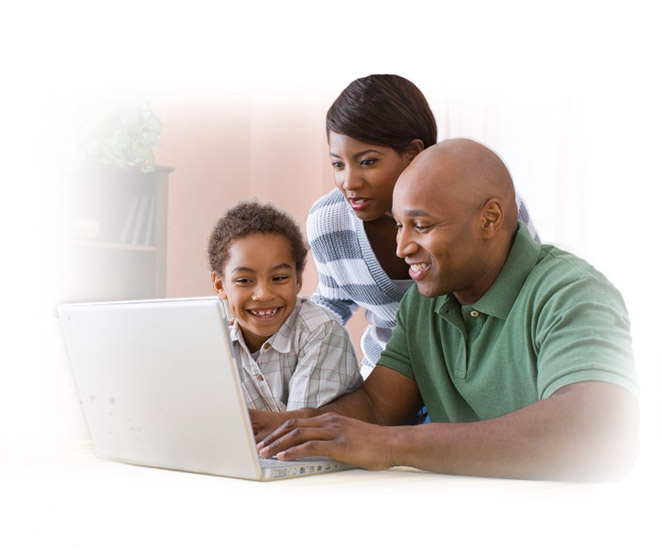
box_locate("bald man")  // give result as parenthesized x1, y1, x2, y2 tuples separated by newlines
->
(251, 139, 639, 481)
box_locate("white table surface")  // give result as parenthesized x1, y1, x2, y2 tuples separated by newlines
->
(2, 442, 660, 550)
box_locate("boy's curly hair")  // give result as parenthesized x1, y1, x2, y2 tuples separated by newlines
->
(208, 200, 308, 275)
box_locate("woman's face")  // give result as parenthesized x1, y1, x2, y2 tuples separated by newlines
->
(328, 132, 420, 222)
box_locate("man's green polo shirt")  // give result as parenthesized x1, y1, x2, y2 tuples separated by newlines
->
(379, 222, 637, 423)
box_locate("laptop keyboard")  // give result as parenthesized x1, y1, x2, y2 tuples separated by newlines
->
(259, 456, 328, 468)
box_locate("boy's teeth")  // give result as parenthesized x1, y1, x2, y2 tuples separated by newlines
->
(252, 308, 278, 317)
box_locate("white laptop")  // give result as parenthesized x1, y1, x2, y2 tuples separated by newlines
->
(58, 296, 355, 481)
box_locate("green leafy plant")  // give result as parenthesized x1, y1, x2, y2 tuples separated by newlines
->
(82, 99, 162, 173)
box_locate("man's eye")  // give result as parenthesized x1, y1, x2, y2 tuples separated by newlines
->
(415, 225, 431, 233)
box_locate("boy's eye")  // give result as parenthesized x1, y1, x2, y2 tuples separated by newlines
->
(273, 275, 289, 283)
(234, 278, 252, 285)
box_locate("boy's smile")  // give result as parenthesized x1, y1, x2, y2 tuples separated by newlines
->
(248, 307, 282, 319)
(213, 233, 302, 353)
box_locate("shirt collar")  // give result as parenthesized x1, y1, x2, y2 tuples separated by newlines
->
(229, 298, 302, 354)
(472, 221, 541, 319)
(435, 221, 541, 319)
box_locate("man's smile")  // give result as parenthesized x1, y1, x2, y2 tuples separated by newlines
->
(408, 262, 431, 280)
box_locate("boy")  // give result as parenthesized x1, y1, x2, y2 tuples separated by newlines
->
(208, 200, 362, 412)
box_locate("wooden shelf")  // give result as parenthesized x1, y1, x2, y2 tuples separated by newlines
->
(58, 165, 173, 304)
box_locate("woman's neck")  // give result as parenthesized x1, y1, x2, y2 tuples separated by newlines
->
(363, 214, 410, 280)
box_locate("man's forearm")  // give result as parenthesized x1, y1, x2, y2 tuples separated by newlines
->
(305, 385, 387, 423)
(302, 366, 422, 425)
(258, 381, 637, 481)
(387, 382, 639, 481)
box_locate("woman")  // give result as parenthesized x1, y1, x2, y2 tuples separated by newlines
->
(307, 74, 537, 374)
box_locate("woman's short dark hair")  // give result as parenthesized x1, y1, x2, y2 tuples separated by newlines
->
(326, 74, 438, 153)
(208, 200, 308, 275)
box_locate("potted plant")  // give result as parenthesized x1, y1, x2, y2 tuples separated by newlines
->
(71, 99, 164, 243)
(81, 98, 163, 173)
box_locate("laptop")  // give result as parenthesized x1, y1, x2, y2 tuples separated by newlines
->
(58, 296, 355, 481)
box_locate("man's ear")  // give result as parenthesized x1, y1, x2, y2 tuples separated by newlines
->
(404, 139, 424, 163)
(479, 198, 504, 239)
(211, 272, 227, 300)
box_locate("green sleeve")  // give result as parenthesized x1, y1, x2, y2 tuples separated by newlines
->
(535, 269, 638, 399)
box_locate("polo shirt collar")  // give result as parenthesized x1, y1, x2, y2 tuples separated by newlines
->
(435, 221, 541, 319)
(472, 221, 541, 319)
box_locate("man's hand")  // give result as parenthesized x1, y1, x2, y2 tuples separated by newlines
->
(250, 367, 422, 469)
(256, 412, 397, 471)
(249, 408, 312, 444)
(250, 366, 421, 454)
